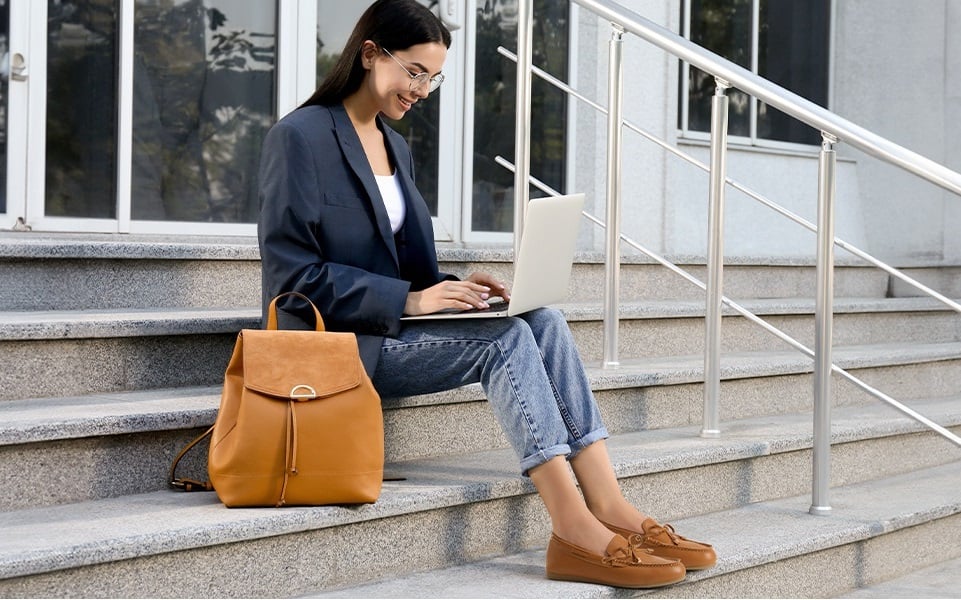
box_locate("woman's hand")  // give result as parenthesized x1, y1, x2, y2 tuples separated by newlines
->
(404, 272, 511, 316)
(467, 271, 510, 302)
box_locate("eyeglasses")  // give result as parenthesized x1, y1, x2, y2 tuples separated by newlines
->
(381, 47, 445, 94)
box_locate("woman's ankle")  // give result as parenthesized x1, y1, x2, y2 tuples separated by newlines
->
(588, 500, 650, 533)
(552, 516, 618, 556)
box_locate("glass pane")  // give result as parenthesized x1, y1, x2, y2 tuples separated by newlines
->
(471, 0, 569, 233)
(46, 0, 119, 218)
(132, 0, 276, 222)
(315, 0, 441, 216)
(686, 0, 752, 137)
(757, 0, 830, 144)
(0, 0, 8, 214)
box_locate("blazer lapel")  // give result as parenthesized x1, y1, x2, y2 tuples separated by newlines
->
(329, 105, 399, 268)
(382, 123, 431, 231)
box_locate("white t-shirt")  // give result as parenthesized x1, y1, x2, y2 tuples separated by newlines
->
(375, 172, 407, 233)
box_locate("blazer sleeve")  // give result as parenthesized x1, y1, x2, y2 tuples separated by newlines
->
(258, 119, 410, 337)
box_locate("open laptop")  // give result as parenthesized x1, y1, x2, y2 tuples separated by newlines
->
(402, 193, 585, 320)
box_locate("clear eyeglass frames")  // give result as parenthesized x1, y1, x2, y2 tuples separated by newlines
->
(381, 47, 445, 94)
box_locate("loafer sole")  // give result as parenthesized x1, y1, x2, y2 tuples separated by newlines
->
(546, 569, 686, 589)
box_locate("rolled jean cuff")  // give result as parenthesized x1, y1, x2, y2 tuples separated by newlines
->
(567, 426, 610, 459)
(520, 443, 572, 477)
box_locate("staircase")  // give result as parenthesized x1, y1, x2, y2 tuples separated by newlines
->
(1, 232, 959, 598)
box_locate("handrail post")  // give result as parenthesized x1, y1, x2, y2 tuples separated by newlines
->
(513, 0, 534, 258)
(702, 78, 729, 438)
(810, 132, 838, 516)
(602, 24, 625, 369)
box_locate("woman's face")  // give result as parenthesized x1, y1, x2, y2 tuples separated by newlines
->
(362, 41, 447, 120)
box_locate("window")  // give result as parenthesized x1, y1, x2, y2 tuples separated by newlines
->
(680, 0, 831, 146)
(38, 0, 276, 226)
(45, 0, 119, 218)
(470, 0, 569, 233)
(0, 0, 9, 214)
(131, 0, 275, 223)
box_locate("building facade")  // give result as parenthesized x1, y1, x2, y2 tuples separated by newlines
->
(1, 0, 959, 263)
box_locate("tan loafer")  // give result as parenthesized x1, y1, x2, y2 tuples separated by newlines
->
(601, 518, 717, 570)
(545, 533, 686, 589)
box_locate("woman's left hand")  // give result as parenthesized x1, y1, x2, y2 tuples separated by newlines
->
(467, 271, 511, 302)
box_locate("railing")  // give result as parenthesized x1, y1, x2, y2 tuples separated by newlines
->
(509, 0, 961, 516)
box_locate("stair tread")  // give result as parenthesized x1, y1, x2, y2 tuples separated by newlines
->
(0, 307, 261, 340)
(1, 296, 958, 340)
(3, 342, 960, 446)
(1, 295, 957, 325)
(838, 554, 961, 598)
(304, 461, 961, 599)
(0, 233, 888, 266)
(1, 398, 959, 580)
(561, 296, 961, 321)
(0, 233, 261, 260)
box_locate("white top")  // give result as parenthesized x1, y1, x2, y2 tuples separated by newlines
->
(375, 172, 407, 234)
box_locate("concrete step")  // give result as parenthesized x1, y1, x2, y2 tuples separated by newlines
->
(440, 249, 890, 303)
(567, 296, 961, 361)
(0, 233, 893, 309)
(2, 343, 960, 510)
(890, 266, 961, 299)
(0, 308, 259, 401)
(305, 462, 961, 599)
(0, 402, 958, 598)
(2, 297, 957, 400)
(0, 234, 263, 310)
(839, 554, 961, 598)
(0, 344, 961, 509)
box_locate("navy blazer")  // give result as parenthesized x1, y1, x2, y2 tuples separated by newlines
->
(258, 104, 454, 376)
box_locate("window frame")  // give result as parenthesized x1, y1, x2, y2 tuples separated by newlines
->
(678, 0, 836, 153)
(13, 0, 302, 236)
(461, 0, 578, 244)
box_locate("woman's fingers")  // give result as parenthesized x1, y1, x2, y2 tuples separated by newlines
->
(406, 279, 509, 316)
(442, 281, 490, 307)
(468, 271, 511, 300)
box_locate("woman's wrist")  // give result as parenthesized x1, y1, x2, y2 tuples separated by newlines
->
(404, 291, 422, 315)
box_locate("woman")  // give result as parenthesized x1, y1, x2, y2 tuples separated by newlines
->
(258, 0, 714, 589)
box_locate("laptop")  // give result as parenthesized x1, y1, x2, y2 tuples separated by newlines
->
(402, 193, 585, 320)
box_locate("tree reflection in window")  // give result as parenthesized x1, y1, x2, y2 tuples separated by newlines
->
(0, 0, 8, 214)
(132, 0, 275, 223)
(45, 0, 119, 219)
(471, 0, 568, 233)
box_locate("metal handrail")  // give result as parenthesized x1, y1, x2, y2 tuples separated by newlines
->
(495, 155, 961, 449)
(573, 0, 961, 197)
(496, 47, 961, 317)
(511, 0, 961, 516)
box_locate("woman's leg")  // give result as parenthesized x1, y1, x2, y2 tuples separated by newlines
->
(528, 456, 622, 555)
(569, 440, 650, 531)
(519, 309, 606, 458)
(572, 440, 718, 570)
(374, 315, 693, 584)
(372, 315, 606, 476)
(519, 309, 714, 565)
(374, 316, 615, 554)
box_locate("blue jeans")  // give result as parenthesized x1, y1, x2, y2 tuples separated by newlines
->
(371, 308, 609, 475)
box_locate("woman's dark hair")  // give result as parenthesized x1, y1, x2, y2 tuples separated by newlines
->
(302, 0, 451, 108)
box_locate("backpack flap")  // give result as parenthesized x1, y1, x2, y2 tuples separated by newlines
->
(239, 328, 364, 400)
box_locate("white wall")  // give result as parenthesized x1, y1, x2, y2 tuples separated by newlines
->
(945, 0, 961, 262)
(571, 0, 959, 264)
(832, 0, 955, 264)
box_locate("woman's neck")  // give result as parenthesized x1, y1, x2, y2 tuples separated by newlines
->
(343, 93, 380, 133)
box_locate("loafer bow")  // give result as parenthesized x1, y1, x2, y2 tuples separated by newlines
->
(602, 518, 717, 570)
